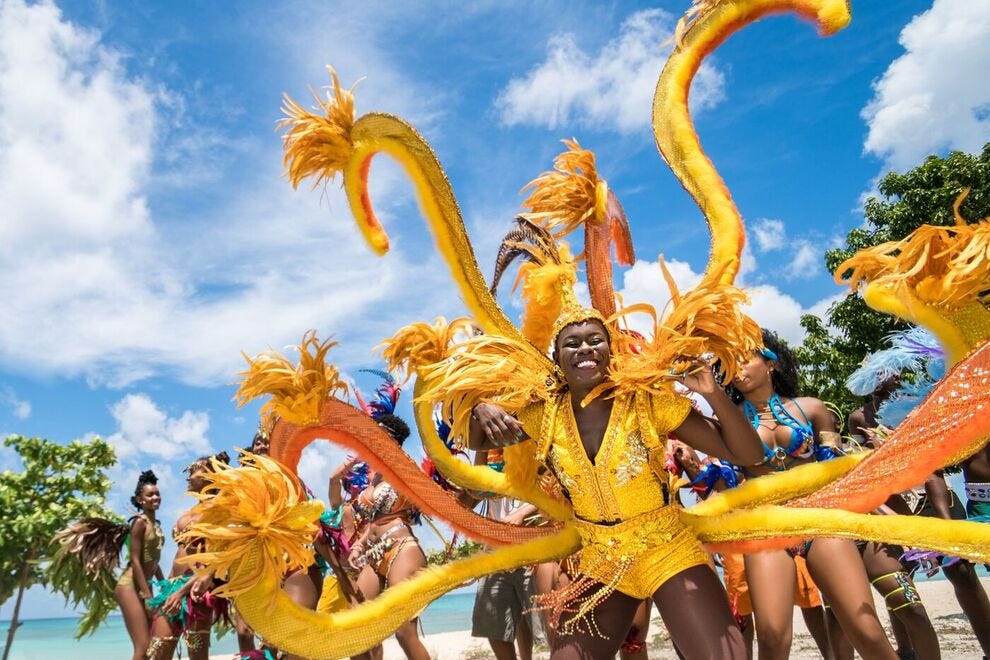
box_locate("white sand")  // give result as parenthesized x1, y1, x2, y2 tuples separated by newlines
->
(212, 576, 989, 659)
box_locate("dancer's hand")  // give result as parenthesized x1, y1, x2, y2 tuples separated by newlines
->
(471, 403, 528, 448)
(347, 544, 366, 571)
(331, 455, 359, 479)
(671, 439, 702, 476)
(190, 574, 213, 602)
(162, 591, 184, 616)
(673, 358, 718, 395)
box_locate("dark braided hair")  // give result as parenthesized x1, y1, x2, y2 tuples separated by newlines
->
(375, 413, 410, 446)
(761, 329, 800, 398)
(131, 470, 158, 509)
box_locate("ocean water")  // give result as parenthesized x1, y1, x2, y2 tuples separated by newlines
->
(0, 591, 477, 659)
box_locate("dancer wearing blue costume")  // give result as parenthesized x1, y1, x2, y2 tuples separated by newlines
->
(730, 330, 896, 660)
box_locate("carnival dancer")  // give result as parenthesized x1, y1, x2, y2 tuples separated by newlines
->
(457, 303, 763, 659)
(845, 388, 940, 659)
(49, 470, 165, 658)
(146, 452, 230, 660)
(669, 440, 834, 660)
(730, 330, 897, 660)
(111, 470, 166, 660)
(321, 454, 365, 611)
(346, 378, 430, 660)
(848, 327, 988, 658)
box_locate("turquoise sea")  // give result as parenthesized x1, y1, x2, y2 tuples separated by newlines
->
(0, 591, 476, 659)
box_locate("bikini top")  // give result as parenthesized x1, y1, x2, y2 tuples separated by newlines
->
(356, 483, 419, 525)
(127, 514, 163, 565)
(743, 394, 815, 469)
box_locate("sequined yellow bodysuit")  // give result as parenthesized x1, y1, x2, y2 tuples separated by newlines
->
(526, 389, 709, 600)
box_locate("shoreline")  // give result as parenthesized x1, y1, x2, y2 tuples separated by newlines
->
(202, 577, 989, 659)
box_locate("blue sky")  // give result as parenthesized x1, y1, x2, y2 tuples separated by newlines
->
(1, 0, 989, 621)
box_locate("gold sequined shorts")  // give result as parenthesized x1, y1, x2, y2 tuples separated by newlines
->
(573, 506, 709, 600)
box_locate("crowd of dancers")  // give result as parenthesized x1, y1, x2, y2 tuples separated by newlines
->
(105, 327, 990, 660)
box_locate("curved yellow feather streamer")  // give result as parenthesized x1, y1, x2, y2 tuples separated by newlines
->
(654, 0, 850, 285)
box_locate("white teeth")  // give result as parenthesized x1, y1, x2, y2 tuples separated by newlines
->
(576, 360, 597, 369)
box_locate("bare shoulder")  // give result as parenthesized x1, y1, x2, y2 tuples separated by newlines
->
(794, 396, 828, 416)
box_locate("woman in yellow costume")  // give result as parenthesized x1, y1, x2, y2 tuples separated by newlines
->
(453, 302, 763, 657)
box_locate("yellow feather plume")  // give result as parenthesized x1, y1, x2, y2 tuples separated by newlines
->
(279, 66, 357, 190)
(591, 259, 760, 401)
(419, 335, 553, 437)
(177, 453, 323, 600)
(379, 317, 477, 380)
(514, 243, 578, 353)
(521, 139, 601, 238)
(838, 190, 990, 310)
(235, 330, 348, 428)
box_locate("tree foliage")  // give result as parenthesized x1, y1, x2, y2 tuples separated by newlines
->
(425, 538, 485, 566)
(797, 144, 990, 424)
(0, 436, 116, 652)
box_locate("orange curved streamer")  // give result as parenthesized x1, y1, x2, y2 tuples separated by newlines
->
(269, 398, 557, 546)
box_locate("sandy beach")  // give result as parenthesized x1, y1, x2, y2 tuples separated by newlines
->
(208, 577, 989, 659)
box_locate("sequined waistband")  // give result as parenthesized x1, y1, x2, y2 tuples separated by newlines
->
(967, 483, 990, 502)
(573, 505, 676, 529)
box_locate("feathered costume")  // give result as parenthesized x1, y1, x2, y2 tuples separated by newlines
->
(49, 517, 133, 637)
(179, 1, 990, 657)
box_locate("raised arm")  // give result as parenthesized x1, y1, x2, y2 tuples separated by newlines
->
(673, 369, 763, 465)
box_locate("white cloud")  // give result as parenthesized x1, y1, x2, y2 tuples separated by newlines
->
(496, 9, 725, 133)
(862, 0, 990, 172)
(615, 259, 834, 345)
(751, 218, 786, 252)
(296, 440, 349, 499)
(0, 386, 30, 420)
(0, 0, 460, 388)
(105, 393, 211, 461)
(784, 241, 821, 280)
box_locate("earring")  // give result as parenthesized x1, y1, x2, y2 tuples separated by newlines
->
(544, 365, 565, 395)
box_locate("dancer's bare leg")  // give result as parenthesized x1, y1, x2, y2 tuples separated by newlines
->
(860, 541, 938, 660)
(807, 538, 897, 660)
(800, 605, 835, 659)
(943, 560, 990, 656)
(654, 564, 747, 659)
(387, 542, 430, 660)
(549, 588, 641, 660)
(114, 581, 151, 660)
(745, 550, 797, 660)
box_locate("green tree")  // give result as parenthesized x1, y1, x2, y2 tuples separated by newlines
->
(0, 435, 116, 660)
(797, 144, 990, 424)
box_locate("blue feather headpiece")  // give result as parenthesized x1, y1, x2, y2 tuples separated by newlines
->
(845, 327, 943, 396)
(356, 368, 401, 420)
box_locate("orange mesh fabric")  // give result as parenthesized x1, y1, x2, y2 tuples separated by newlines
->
(792, 340, 990, 513)
(270, 398, 558, 546)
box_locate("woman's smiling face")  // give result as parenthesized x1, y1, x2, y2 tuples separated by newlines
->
(555, 320, 611, 391)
